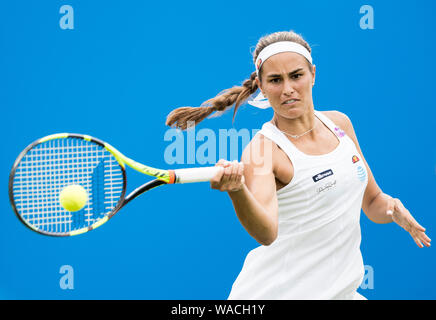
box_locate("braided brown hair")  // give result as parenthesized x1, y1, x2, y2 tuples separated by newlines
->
(166, 31, 312, 130)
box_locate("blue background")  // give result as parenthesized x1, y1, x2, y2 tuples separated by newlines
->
(0, 0, 434, 300)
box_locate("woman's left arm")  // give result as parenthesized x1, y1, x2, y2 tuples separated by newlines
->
(327, 111, 431, 248)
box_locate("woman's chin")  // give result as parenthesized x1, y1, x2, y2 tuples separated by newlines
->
(277, 106, 306, 119)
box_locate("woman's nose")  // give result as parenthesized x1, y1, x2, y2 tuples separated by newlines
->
(282, 79, 295, 96)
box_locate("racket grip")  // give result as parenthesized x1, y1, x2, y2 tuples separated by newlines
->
(174, 166, 222, 184)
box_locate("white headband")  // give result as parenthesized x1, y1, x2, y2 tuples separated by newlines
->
(255, 41, 313, 76)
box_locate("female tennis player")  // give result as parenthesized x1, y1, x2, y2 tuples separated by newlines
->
(166, 31, 431, 300)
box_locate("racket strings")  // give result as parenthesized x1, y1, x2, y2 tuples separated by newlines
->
(12, 138, 124, 234)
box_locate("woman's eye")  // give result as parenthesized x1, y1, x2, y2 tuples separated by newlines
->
(270, 78, 281, 83)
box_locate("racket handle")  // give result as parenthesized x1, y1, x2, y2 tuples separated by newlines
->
(174, 166, 222, 184)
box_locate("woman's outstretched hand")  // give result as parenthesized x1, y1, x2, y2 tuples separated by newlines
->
(387, 198, 431, 248)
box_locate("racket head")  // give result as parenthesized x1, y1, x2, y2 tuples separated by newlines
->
(9, 133, 127, 236)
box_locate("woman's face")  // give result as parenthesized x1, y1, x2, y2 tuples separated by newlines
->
(256, 52, 316, 119)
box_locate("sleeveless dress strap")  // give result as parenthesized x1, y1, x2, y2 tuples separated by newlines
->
(314, 110, 347, 140)
(256, 121, 301, 165)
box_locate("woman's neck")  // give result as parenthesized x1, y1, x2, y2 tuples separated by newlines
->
(272, 107, 318, 139)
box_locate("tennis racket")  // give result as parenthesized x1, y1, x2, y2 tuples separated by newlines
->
(9, 133, 221, 237)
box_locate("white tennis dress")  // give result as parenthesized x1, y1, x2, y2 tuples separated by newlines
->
(228, 110, 368, 300)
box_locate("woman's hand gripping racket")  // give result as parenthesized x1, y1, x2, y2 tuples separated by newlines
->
(8, 133, 221, 237)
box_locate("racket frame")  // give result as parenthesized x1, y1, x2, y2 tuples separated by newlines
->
(9, 133, 219, 237)
(9, 133, 129, 236)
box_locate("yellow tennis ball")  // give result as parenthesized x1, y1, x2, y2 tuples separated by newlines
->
(59, 184, 88, 212)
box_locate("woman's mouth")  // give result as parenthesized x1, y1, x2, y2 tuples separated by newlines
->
(282, 99, 299, 106)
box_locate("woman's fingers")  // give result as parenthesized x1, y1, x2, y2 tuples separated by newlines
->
(409, 220, 431, 248)
(210, 160, 227, 188)
(421, 232, 432, 244)
(414, 230, 431, 247)
(238, 162, 245, 185)
(210, 168, 224, 189)
(389, 198, 431, 248)
(215, 159, 225, 167)
(411, 216, 426, 232)
(227, 161, 242, 191)
(410, 227, 431, 248)
(224, 163, 233, 180)
(413, 221, 426, 233)
(231, 160, 239, 183)
(413, 236, 424, 248)
(211, 160, 244, 192)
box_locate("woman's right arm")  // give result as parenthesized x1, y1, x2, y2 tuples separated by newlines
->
(211, 136, 279, 246)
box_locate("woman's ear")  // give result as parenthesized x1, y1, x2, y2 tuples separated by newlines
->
(312, 64, 316, 86)
(255, 76, 266, 97)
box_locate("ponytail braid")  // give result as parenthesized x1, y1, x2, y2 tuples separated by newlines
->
(166, 71, 258, 130)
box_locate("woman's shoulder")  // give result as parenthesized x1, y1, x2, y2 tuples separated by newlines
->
(241, 125, 284, 168)
(319, 110, 354, 133)
(242, 129, 276, 158)
(319, 110, 351, 125)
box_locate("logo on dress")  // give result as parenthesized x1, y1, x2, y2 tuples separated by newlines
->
(334, 127, 346, 138)
(312, 169, 334, 182)
(356, 165, 366, 182)
(316, 180, 337, 195)
(352, 155, 360, 164)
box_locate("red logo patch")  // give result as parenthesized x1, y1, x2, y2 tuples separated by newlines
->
(256, 59, 262, 70)
(352, 155, 360, 163)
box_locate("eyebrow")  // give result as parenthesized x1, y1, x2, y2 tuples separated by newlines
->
(266, 68, 304, 78)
